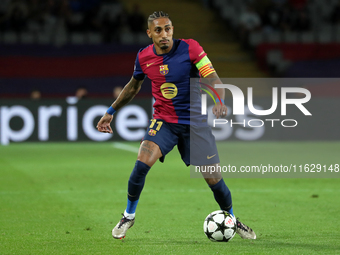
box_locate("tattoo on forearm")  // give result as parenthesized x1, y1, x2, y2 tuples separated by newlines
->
(112, 79, 142, 110)
(113, 86, 133, 109)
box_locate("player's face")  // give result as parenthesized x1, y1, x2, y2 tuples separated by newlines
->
(147, 18, 174, 53)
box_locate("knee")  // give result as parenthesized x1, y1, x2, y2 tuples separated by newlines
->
(129, 160, 151, 184)
(205, 177, 222, 186)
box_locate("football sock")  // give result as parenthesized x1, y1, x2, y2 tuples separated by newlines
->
(125, 160, 151, 215)
(124, 210, 135, 220)
(209, 178, 234, 216)
(228, 207, 234, 217)
(126, 198, 139, 214)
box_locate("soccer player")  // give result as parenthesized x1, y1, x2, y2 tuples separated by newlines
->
(97, 11, 256, 240)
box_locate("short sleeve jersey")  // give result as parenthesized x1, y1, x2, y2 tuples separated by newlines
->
(133, 39, 209, 125)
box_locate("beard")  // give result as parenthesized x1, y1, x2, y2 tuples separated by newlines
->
(160, 45, 169, 50)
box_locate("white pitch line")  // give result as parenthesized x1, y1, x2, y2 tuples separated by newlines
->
(112, 142, 139, 153)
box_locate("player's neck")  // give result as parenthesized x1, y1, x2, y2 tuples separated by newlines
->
(154, 40, 174, 55)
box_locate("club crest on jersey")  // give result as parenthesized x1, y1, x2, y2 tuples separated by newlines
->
(148, 129, 157, 136)
(159, 65, 169, 75)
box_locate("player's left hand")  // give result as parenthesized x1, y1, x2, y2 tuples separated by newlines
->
(96, 113, 113, 133)
(212, 103, 228, 119)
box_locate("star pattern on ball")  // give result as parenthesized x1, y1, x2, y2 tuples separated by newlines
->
(204, 210, 237, 242)
(205, 217, 216, 240)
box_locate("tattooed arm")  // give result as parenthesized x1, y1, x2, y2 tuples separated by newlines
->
(96, 77, 143, 133)
(111, 77, 143, 111)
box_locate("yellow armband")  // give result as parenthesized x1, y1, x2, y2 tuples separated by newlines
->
(196, 56, 216, 77)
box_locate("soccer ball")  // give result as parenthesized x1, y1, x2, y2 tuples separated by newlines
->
(203, 210, 236, 242)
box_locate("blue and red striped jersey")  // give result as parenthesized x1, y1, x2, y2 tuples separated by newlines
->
(133, 39, 208, 125)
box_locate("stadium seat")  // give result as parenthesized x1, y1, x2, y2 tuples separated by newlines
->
(266, 50, 292, 75)
(137, 32, 151, 45)
(335, 32, 340, 43)
(3, 32, 18, 44)
(267, 50, 283, 66)
(318, 3, 334, 20)
(266, 32, 282, 43)
(320, 24, 334, 33)
(335, 24, 340, 35)
(87, 33, 102, 44)
(317, 31, 332, 43)
(120, 31, 134, 45)
(20, 32, 35, 44)
(283, 32, 299, 43)
(276, 60, 292, 74)
(27, 20, 41, 33)
(54, 33, 67, 46)
(37, 33, 51, 44)
(70, 33, 86, 45)
(300, 32, 315, 43)
(98, 3, 122, 20)
(220, 5, 235, 21)
(249, 31, 264, 47)
(212, 0, 227, 8)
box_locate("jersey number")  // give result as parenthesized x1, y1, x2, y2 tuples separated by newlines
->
(149, 119, 163, 131)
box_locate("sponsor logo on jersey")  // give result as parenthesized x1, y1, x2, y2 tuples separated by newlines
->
(146, 62, 155, 67)
(160, 83, 178, 99)
(148, 129, 157, 136)
(159, 65, 169, 75)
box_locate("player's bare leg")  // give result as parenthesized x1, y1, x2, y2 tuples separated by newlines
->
(136, 140, 163, 166)
(201, 163, 256, 240)
(112, 140, 162, 239)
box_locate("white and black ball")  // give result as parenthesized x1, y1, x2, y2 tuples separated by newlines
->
(203, 210, 236, 242)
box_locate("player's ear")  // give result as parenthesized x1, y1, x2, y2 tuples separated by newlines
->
(146, 29, 152, 38)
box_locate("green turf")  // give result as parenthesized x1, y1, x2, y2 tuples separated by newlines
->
(0, 142, 339, 255)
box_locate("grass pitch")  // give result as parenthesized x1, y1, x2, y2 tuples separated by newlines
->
(0, 142, 339, 255)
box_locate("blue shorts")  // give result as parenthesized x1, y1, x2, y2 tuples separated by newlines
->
(142, 119, 220, 166)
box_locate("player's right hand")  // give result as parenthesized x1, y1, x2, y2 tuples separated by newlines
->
(212, 103, 228, 119)
(96, 113, 113, 133)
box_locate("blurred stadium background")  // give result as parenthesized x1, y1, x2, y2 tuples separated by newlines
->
(0, 0, 339, 143)
(1, 1, 339, 254)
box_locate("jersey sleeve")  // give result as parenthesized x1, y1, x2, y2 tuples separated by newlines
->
(186, 39, 216, 77)
(132, 49, 146, 81)
(187, 39, 207, 64)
